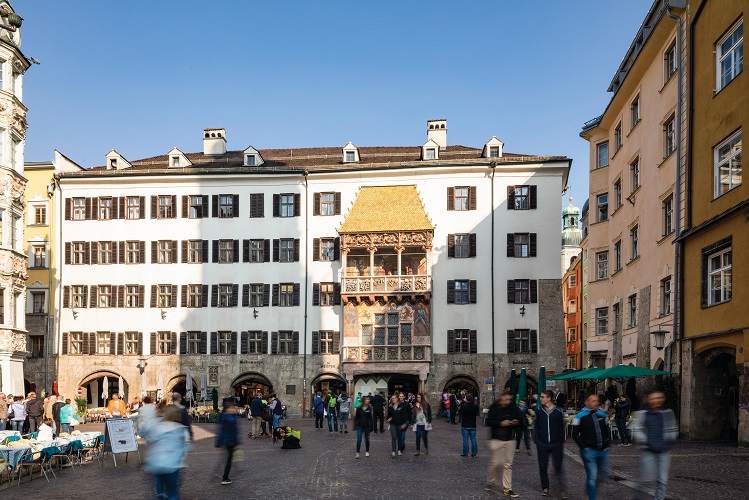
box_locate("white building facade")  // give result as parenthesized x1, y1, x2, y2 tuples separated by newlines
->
(55, 121, 569, 414)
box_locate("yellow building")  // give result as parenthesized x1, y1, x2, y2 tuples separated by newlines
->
(679, 0, 747, 445)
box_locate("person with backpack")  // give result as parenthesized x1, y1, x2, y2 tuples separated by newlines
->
(338, 392, 352, 434)
(269, 394, 284, 431)
(313, 392, 325, 429)
(325, 391, 339, 433)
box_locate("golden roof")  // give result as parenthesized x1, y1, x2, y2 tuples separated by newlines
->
(339, 185, 434, 233)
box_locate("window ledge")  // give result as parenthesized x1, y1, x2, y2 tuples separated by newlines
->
(591, 164, 609, 173)
(714, 70, 743, 96)
(702, 298, 732, 309)
(626, 256, 641, 267)
(657, 150, 676, 169)
(589, 220, 608, 227)
(28, 266, 49, 270)
(711, 184, 742, 202)
(611, 147, 623, 161)
(628, 186, 642, 200)
(27, 224, 49, 228)
(627, 120, 642, 138)
(656, 232, 675, 246)
(610, 206, 622, 218)
(610, 269, 622, 278)
(659, 72, 677, 94)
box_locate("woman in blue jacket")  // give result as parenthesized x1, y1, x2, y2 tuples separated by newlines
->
(215, 398, 241, 485)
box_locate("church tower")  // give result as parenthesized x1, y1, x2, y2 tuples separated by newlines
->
(561, 197, 582, 276)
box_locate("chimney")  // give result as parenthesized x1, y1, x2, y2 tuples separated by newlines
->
(203, 128, 226, 156)
(427, 119, 447, 150)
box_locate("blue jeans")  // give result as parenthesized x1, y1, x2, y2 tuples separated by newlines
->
(339, 413, 349, 432)
(537, 441, 566, 492)
(11, 420, 22, 432)
(389, 424, 406, 452)
(61, 423, 71, 434)
(326, 412, 338, 432)
(461, 427, 477, 456)
(356, 427, 370, 453)
(155, 470, 180, 500)
(272, 414, 281, 430)
(416, 424, 429, 452)
(615, 417, 629, 443)
(639, 450, 671, 500)
(580, 448, 608, 500)
(445, 409, 451, 421)
(400, 425, 407, 449)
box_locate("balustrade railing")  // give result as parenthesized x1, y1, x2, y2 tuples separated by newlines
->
(343, 345, 431, 362)
(342, 275, 430, 294)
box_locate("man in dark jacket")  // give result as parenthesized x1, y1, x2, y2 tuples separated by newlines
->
(370, 392, 385, 433)
(171, 392, 194, 441)
(312, 392, 325, 429)
(485, 391, 522, 498)
(25, 392, 44, 433)
(460, 393, 479, 457)
(216, 398, 240, 485)
(572, 393, 610, 500)
(449, 390, 459, 424)
(535, 390, 567, 498)
(52, 396, 66, 435)
(249, 392, 266, 439)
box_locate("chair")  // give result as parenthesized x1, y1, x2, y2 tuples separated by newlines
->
(1, 436, 20, 446)
(51, 442, 80, 470)
(78, 435, 103, 466)
(15, 447, 57, 484)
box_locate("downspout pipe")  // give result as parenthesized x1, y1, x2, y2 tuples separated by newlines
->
(490, 163, 497, 404)
(303, 171, 309, 418)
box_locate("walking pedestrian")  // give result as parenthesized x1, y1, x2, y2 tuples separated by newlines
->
(460, 393, 479, 457)
(215, 398, 241, 485)
(59, 399, 77, 434)
(614, 395, 631, 445)
(9, 396, 26, 432)
(324, 391, 338, 433)
(171, 392, 194, 441)
(630, 390, 678, 500)
(515, 400, 533, 456)
(572, 393, 610, 500)
(52, 395, 66, 435)
(313, 392, 325, 429)
(397, 392, 411, 451)
(354, 392, 362, 410)
(412, 394, 432, 456)
(24, 392, 44, 432)
(249, 392, 266, 439)
(485, 391, 522, 498)
(338, 392, 352, 434)
(535, 390, 567, 499)
(370, 392, 385, 433)
(354, 395, 373, 458)
(386, 395, 408, 458)
(449, 390, 458, 424)
(143, 404, 189, 500)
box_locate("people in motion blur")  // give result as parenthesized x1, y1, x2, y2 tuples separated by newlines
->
(614, 395, 631, 445)
(215, 398, 241, 486)
(460, 393, 479, 457)
(142, 404, 189, 500)
(535, 390, 567, 499)
(370, 392, 386, 433)
(515, 400, 533, 456)
(324, 391, 338, 433)
(274, 425, 302, 449)
(485, 391, 523, 498)
(572, 393, 610, 500)
(354, 395, 373, 459)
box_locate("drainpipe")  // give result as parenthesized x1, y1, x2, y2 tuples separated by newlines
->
(303, 171, 309, 418)
(490, 162, 497, 404)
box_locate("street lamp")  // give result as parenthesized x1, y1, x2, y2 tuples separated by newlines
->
(650, 323, 675, 350)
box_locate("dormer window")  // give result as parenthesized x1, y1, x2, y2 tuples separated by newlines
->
(489, 147, 499, 158)
(426, 149, 436, 160)
(171, 156, 180, 167)
(246, 154, 256, 166)
(346, 151, 355, 162)
(110, 158, 117, 169)
(342, 142, 359, 163)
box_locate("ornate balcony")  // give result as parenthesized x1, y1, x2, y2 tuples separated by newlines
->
(342, 274, 430, 294)
(343, 345, 431, 363)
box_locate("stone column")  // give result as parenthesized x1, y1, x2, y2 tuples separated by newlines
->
(396, 246, 403, 276)
(0, 349, 26, 396)
(369, 248, 375, 276)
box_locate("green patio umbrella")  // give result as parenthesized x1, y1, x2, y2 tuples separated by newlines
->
(592, 364, 673, 382)
(547, 369, 580, 381)
(564, 367, 607, 380)
(537, 366, 546, 411)
(509, 369, 518, 397)
(517, 368, 527, 405)
(211, 388, 219, 411)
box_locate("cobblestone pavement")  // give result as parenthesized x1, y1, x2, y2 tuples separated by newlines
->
(6, 417, 747, 499)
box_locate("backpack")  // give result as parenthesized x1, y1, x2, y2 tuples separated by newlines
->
(262, 405, 273, 421)
(328, 396, 337, 408)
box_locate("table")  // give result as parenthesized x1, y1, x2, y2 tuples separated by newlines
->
(0, 431, 20, 441)
(0, 432, 102, 469)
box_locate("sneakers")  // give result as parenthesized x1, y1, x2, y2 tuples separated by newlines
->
(541, 488, 549, 497)
(414, 452, 420, 456)
(504, 490, 519, 498)
(344, 430, 348, 433)
(560, 492, 568, 500)
(527, 449, 532, 456)
(221, 479, 232, 485)
(391, 452, 396, 458)
(397, 450, 402, 456)
(485, 484, 494, 491)
(424, 448, 428, 455)
(365, 452, 369, 457)
(355, 453, 360, 459)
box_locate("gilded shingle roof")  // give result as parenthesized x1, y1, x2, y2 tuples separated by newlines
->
(339, 185, 434, 234)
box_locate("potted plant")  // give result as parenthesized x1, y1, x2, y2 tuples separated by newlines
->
(74, 397, 88, 423)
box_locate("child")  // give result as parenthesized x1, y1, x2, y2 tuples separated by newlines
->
(38, 417, 55, 441)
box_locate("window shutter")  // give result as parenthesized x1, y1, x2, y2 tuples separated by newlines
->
(273, 194, 280, 217)
(202, 240, 209, 263)
(333, 283, 341, 305)
(469, 280, 477, 304)
(80, 333, 89, 354)
(83, 286, 88, 308)
(507, 234, 515, 257)
(231, 331, 238, 354)
(263, 239, 270, 262)
(447, 187, 454, 210)
(200, 332, 208, 354)
(151, 241, 158, 264)
(150, 196, 158, 219)
(530, 330, 538, 353)
(293, 239, 300, 262)
(272, 284, 279, 306)
(294, 193, 301, 217)
(85, 197, 92, 220)
(243, 240, 250, 263)
(312, 238, 320, 261)
(201, 285, 208, 308)
(118, 241, 125, 264)
(313, 283, 320, 306)
(111, 240, 118, 263)
(91, 198, 99, 220)
(62, 332, 69, 355)
(181, 285, 188, 308)
(272, 239, 280, 262)
(530, 280, 538, 303)
(117, 286, 125, 308)
(293, 283, 301, 306)
(212, 240, 219, 263)
(530, 185, 538, 209)
(250, 193, 264, 218)
(182, 196, 189, 218)
(118, 197, 125, 219)
(333, 238, 340, 261)
(179, 332, 187, 355)
(271, 331, 279, 354)
(313, 193, 321, 216)
(171, 241, 178, 263)
(181, 240, 188, 263)
(89, 285, 98, 308)
(170, 332, 177, 354)
(212, 195, 219, 217)
(261, 331, 269, 354)
(530, 233, 537, 257)
(111, 286, 118, 308)
(211, 285, 218, 307)
(263, 284, 270, 307)
(334, 192, 341, 215)
(241, 332, 249, 354)
(110, 332, 117, 355)
(117, 332, 124, 355)
(211, 332, 218, 355)
(469, 186, 477, 210)
(312, 331, 319, 354)
(63, 286, 70, 308)
(83, 242, 90, 265)
(231, 284, 239, 307)
(470, 330, 478, 354)
(292, 331, 300, 354)
(88, 332, 96, 354)
(171, 285, 177, 307)
(150, 332, 157, 355)
(233, 240, 239, 263)
(507, 280, 515, 303)
(469, 233, 477, 257)
(447, 280, 455, 304)
(150, 285, 158, 308)
(138, 196, 146, 219)
(332, 331, 340, 354)
(90, 242, 99, 265)
(241, 284, 249, 307)
(447, 234, 455, 258)
(232, 194, 239, 217)
(64, 199, 71, 220)
(507, 330, 516, 353)
(169, 195, 177, 218)
(65, 242, 71, 265)
(507, 186, 515, 210)
(139, 241, 145, 264)
(447, 330, 455, 353)
(201, 195, 208, 217)
(138, 332, 144, 355)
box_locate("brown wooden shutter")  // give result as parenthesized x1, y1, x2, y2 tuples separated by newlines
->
(211, 332, 218, 355)
(200, 195, 208, 217)
(112, 241, 119, 263)
(263, 239, 270, 262)
(181, 240, 188, 263)
(109, 331, 117, 355)
(63, 286, 70, 308)
(333, 238, 340, 261)
(312, 238, 320, 261)
(171, 241, 178, 263)
(232, 240, 239, 263)
(170, 332, 177, 354)
(294, 193, 301, 217)
(62, 332, 69, 355)
(507, 330, 516, 353)
(151, 196, 158, 219)
(89, 333, 96, 355)
(138, 241, 145, 264)
(311, 331, 319, 354)
(150, 285, 158, 308)
(507, 234, 515, 257)
(470, 330, 478, 354)
(138, 196, 146, 219)
(272, 284, 279, 306)
(137, 332, 143, 355)
(263, 284, 270, 307)
(507, 186, 515, 210)
(333, 283, 341, 305)
(293, 283, 301, 306)
(171, 195, 177, 218)
(469, 280, 477, 304)
(334, 192, 341, 215)
(232, 194, 239, 218)
(117, 286, 125, 308)
(272, 239, 280, 262)
(211, 285, 219, 307)
(117, 332, 124, 355)
(200, 332, 208, 354)
(312, 283, 320, 306)
(201, 285, 209, 308)
(261, 331, 269, 354)
(447, 187, 455, 210)
(230, 331, 237, 354)
(90, 242, 99, 265)
(151, 241, 158, 264)
(469, 233, 477, 257)
(469, 186, 477, 210)
(181, 285, 188, 308)
(83, 242, 90, 265)
(118, 241, 125, 264)
(82, 286, 88, 308)
(80, 333, 88, 355)
(182, 196, 189, 218)
(447, 234, 455, 258)
(529, 185, 538, 209)
(201, 240, 209, 263)
(118, 197, 125, 219)
(241, 332, 249, 354)
(243, 240, 250, 263)
(250, 193, 264, 218)
(212, 240, 219, 263)
(85, 197, 92, 220)
(242, 284, 250, 307)
(530, 233, 537, 257)
(212, 195, 219, 217)
(447, 280, 455, 304)
(331, 331, 340, 354)
(231, 284, 239, 307)
(272, 194, 280, 217)
(447, 330, 455, 353)
(64, 199, 71, 220)
(292, 331, 299, 354)
(530, 330, 538, 353)
(138, 285, 145, 308)
(313, 193, 320, 216)
(271, 331, 279, 354)
(530, 280, 538, 303)
(507, 280, 515, 303)
(179, 332, 187, 355)
(150, 332, 157, 355)
(91, 198, 99, 220)
(170, 285, 177, 307)
(65, 243, 71, 265)
(293, 239, 300, 262)
(89, 285, 98, 308)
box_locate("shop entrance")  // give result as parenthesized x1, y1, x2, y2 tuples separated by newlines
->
(444, 375, 480, 399)
(694, 349, 738, 441)
(232, 373, 273, 406)
(388, 374, 419, 397)
(313, 376, 346, 396)
(80, 372, 129, 408)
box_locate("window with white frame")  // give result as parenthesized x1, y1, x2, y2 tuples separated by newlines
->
(716, 21, 743, 91)
(665, 42, 677, 82)
(280, 194, 295, 217)
(71, 285, 85, 308)
(489, 146, 500, 157)
(187, 331, 201, 354)
(454, 234, 470, 258)
(664, 117, 676, 157)
(661, 277, 672, 316)
(219, 239, 233, 263)
(248, 331, 263, 354)
(72, 242, 86, 265)
(249, 284, 264, 307)
(218, 195, 235, 218)
(158, 240, 174, 263)
(707, 247, 732, 306)
(97, 332, 111, 354)
(614, 122, 623, 151)
(30, 291, 45, 314)
(32, 244, 46, 268)
(568, 327, 577, 342)
(614, 179, 622, 210)
(568, 299, 577, 314)
(188, 196, 205, 218)
(218, 284, 232, 307)
(72, 197, 86, 220)
(99, 197, 113, 220)
(126, 241, 140, 264)
(218, 331, 232, 354)
(31, 204, 46, 225)
(614, 240, 622, 272)
(596, 251, 608, 280)
(597, 194, 608, 222)
(453, 187, 469, 211)
(188, 240, 203, 263)
(319, 238, 335, 262)
(596, 307, 608, 335)
(188, 284, 202, 308)
(631, 158, 640, 192)
(124, 332, 139, 354)
(158, 285, 172, 307)
(280, 239, 295, 262)
(157, 332, 172, 354)
(597, 142, 609, 168)
(346, 151, 356, 162)
(663, 195, 674, 236)
(249, 239, 265, 263)
(568, 275, 577, 288)
(126, 196, 141, 219)
(628, 295, 637, 327)
(714, 131, 742, 197)
(612, 303, 621, 334)
(320, 193, 336, 216)
(631, 95, 641, 129)
(425, 148, 436, 160)
(98, 285, 112, 308)
(246, 154, 256, 166)
(514, 233, 530, 257)
(631, 225, 639, 260)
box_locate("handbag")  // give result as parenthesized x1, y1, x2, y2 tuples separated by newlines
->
(425, 423, 433, 431)
(69, 417, 80, 426)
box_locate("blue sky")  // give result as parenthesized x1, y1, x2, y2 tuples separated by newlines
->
(19, 0, 653, 211)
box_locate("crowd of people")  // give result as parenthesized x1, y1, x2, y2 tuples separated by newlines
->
(0, 391, 80, 437)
